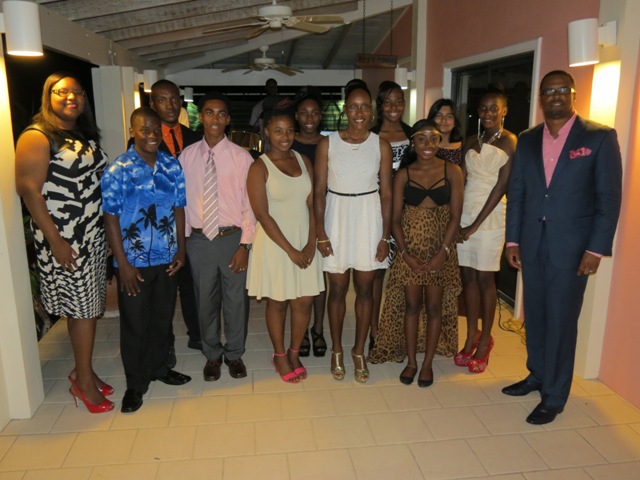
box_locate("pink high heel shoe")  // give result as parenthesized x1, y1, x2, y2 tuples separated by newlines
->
(288, 348, 307, 379)
(272, 352, 300, 383)
(453, 331, 482, 367)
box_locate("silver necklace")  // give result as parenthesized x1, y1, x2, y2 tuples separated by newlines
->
(344, 130, 369, 150)
(478, 129, 502, 149)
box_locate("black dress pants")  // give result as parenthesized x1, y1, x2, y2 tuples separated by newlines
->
(116, 264, 177, 392)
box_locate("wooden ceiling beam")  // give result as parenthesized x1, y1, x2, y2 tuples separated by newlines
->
(323, 21, 352, 70)
(130, 31, 249, 56)
(142, 39, 246, 62)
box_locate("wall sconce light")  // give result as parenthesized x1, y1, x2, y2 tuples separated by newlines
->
(183, 87, 194, 103)
(0, 0, 43, 56)
(568, 18, 617, 67)
(143, 69, 158, 92)
(394, 67, 415, 90)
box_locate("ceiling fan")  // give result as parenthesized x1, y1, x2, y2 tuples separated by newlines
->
(221, 46, 304, 76)
(203, 0, 344, 39)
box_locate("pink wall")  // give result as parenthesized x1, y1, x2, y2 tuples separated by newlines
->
(599, 49, 640, 408)
(425, 0, 599, 123)
(425, 0, 640, 408)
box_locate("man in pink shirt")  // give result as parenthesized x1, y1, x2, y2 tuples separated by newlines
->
(179, 92, 255, 381)
(504, 70, 622, 424)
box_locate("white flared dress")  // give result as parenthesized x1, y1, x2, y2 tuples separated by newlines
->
(322, 131, 389, 273)
(457, 143, 508, 271)
(247, 152, 324, 301)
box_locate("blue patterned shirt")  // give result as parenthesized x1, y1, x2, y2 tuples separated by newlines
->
(101, 146, 187, 267)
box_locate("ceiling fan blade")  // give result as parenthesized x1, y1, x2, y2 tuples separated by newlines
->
(246, 24, 271, 39)
(294, 15, 344, 24)
(289, 21, 330, 34)
(272, 66, 299, 77)
(202, 21, 266, 35)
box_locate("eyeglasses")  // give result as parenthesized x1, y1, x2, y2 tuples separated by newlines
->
(540, 87, 575, 96)
(51, 88, 86, 98)
(347, 104, 372, 113)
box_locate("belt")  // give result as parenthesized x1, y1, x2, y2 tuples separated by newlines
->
(327, 188, 378, 197)
(190, 226, 241, 238)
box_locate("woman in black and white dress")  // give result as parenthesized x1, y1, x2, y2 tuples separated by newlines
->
(15, 72, 113, 413)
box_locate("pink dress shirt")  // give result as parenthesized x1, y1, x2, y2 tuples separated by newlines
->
(542, 114, 577, 187)
(179, 136, 256, 244)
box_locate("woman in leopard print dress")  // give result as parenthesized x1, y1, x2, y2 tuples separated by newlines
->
(369, 120, 463, 387)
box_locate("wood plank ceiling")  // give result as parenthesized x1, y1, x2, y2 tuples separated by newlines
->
(35, 0, 410, 73)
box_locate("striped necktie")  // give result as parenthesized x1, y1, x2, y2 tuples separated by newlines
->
(202, 150, 219, 240)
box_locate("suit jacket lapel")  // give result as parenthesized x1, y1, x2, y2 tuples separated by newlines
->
(548, 116, 586, 191)
(530, 125, 547, 189)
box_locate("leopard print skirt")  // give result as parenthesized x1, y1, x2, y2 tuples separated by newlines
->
(368, 204, 461, 363)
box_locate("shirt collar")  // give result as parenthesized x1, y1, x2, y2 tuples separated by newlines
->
(543, 113, 577, 138)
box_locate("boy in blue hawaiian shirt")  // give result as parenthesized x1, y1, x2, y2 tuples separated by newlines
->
(102, 107, 192, 413)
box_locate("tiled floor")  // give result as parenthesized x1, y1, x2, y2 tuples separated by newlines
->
(2, 287, 640, 479)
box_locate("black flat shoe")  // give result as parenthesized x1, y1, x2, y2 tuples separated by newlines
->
(417, 368, 434, 388)
(310, 328, 327, 357)
(502, 379, 541, 396)
(121, 389, 144, 413)
(154, 369, 191, 386)
(399, 365, 417, 385)
(526, 402, 564, 425)
(300, 330, 311, 357)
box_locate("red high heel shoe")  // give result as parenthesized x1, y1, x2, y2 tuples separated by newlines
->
(69, 378, 115, 413)
(453, 331, 482, 367)
(468, 336, 494, 373)
(69, 369, 114, 396)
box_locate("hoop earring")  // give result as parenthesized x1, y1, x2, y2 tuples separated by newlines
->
(477, 118, 482, 138)
(501, 117, 505, 129)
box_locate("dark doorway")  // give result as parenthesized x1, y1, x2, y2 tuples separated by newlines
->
(451, 52, 534, 306)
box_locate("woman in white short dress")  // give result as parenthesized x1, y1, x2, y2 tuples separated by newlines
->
(247, 105, 324, 383)
(456, 89, 517, 374)
(314, 80, 393, 383)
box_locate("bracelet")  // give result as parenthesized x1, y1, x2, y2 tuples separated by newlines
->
(317, 238, 331, 244)
(381, 237, 392, 244)
(441, 244, 451, 258)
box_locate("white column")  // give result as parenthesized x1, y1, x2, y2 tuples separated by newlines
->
(91, 65, 136, 162)
(0, 48, 45, 429)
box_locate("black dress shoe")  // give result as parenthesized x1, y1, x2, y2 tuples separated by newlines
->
(187, 339, 203, 351)
(121, 389, 144, 413)
(224, 357, 247, 378)
(502, 379, 541, 396)
(154, 369, 191, 385)
(526, 402, 564, 425)
(203, 358, 222, 381)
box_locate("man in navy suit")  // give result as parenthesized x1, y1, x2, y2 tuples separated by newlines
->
(504, 70, 622, 425)
(144, 80, 203, 359)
